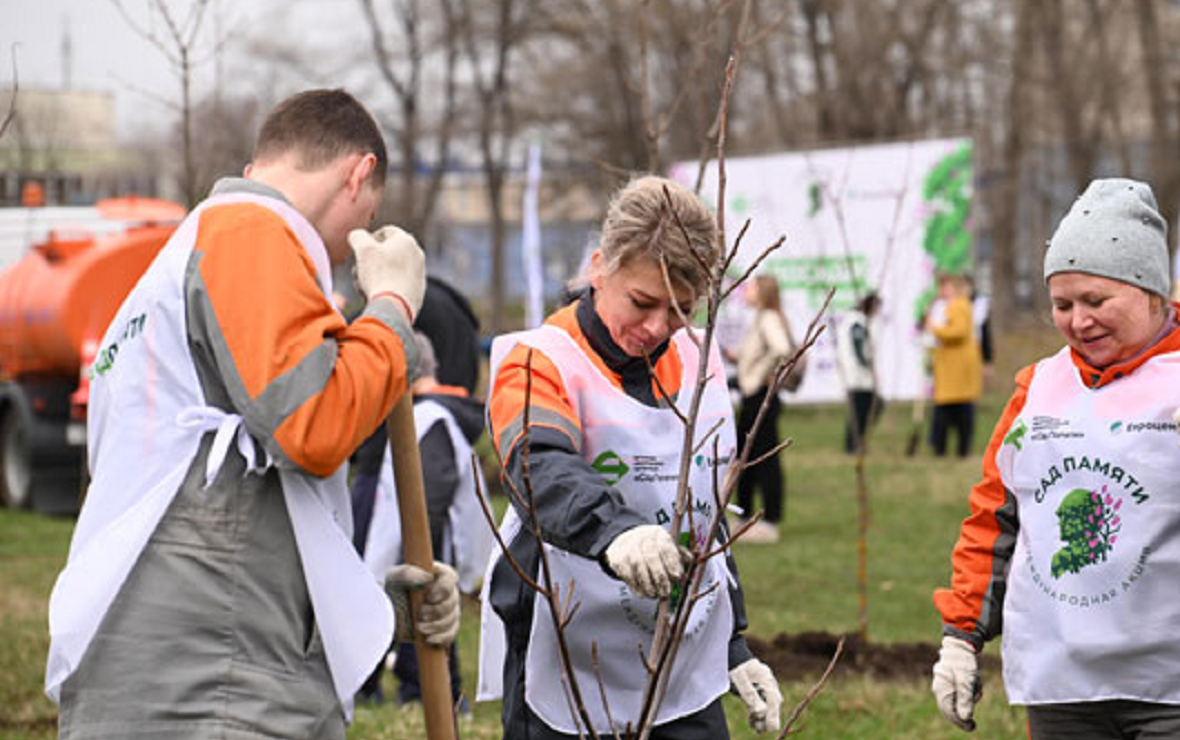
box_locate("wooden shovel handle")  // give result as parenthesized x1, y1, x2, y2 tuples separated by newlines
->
(386, 394, 458, 740)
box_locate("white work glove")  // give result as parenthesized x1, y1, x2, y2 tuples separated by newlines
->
(931, 635, 981, 732)
(604, 524, 685, 599)
(729, 658, 783, 734)
(385, 561, 461, 647)
(348, 225, 426, 321)
(1173, 407, 1180, 447)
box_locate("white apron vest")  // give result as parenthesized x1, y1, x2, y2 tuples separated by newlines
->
(478, 325, 736, 733)
(363, 398, 495, 595)
(45, 193, 393, 716)
(997, 346, 1180, 704)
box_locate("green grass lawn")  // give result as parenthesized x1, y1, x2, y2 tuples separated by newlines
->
(0, 396, 1030, 739)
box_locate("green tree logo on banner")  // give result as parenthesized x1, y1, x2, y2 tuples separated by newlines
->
(914, 143, 973, 325)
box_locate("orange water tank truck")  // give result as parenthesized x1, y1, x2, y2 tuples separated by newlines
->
(0, 198, 184, 514)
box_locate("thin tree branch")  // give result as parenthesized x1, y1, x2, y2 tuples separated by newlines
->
(689, 417, 725, 457)
(747, 437, 794, 469)
(721, 234, 787, 302)
(471, 454, 546, 593)
(590, 643, 625, 740)
(776, 637, 846, 738)
(0, 45, 18, 141)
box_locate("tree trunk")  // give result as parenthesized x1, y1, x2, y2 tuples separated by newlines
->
(990, 0, 1033, 332)
(1136, 0, 1179, 255)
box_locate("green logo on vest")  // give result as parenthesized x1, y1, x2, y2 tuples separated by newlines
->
(1051, 485, 1123, 578)
(1003, 419, 1028, 450)
(592, 450, 629, 486)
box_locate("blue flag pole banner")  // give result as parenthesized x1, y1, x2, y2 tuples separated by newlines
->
(670, 137, 973, 403)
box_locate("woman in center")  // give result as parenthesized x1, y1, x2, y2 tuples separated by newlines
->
(482, 175, 782, 739)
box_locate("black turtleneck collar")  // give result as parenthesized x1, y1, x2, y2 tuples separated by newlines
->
(576, 290, 671, 407)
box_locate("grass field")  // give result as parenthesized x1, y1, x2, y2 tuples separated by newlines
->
(0, 394, 1033, 739)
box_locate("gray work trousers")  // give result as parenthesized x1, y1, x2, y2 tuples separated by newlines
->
(58, 437, 344, 739)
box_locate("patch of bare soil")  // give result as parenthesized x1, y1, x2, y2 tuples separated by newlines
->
(747, 631, 1000, 683)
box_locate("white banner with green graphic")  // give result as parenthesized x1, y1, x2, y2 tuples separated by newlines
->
(670, 137, 973, 403)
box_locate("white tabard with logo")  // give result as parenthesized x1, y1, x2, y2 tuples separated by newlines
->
(45, 193, 393, 715)
(482, 324, 736, 733)
(363, 398, 495, 595)
(997, 345, 1180, 704)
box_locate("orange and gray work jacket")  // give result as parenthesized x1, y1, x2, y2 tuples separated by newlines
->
(50, 177, 416, 738)
(486, 293, 754, 669)
(934, 309, 1180, 705)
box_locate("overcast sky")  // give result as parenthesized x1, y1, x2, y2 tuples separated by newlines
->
(1, 0, 364, 141)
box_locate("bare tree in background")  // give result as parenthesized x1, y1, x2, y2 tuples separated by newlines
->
(110, 0, 235, 208)
(0, 46, 16, 141)
(456, 0, 532, 333)
(224, 0, 1180, 331)
(525, 0, 735, 174)
(358, 0, 461, 238)
(186, 92, 260, 198)
(1136, 0, 1180, 244)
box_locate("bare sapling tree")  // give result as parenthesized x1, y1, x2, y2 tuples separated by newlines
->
(476, 53, 842, 740)
(110, 0, 234, 208)
(634, 57, 839, 740)
(804, 145, 915, 644)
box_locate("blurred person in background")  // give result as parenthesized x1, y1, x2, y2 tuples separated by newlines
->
(932, 178, 1180, 739)
(734, 275, 799, 542)
(925, 271, 983, 457)
(836, 291, 882, 455)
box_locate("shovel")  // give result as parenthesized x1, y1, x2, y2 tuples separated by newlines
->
(386, 394, 458, 740)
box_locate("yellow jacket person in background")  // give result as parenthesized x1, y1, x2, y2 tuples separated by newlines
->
(926, 272, 982, 456)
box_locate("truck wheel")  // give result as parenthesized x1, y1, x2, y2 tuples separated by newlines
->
(0, 411, 32, 509)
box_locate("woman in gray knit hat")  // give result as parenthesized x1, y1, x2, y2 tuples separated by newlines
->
(931, 178, 1180, 739)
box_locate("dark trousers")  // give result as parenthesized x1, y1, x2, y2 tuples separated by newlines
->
(930, 402, 975, 457)
(393, 640, 463, 705)
(736, 385, 783, 523)
(844, 390, 882, 454)
(1028, 700, 1180, 740)
(501, 633, 730, 739)
(358, 641, 463, 705)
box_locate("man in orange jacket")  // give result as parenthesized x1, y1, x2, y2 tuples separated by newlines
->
(48, 89, 459, 739)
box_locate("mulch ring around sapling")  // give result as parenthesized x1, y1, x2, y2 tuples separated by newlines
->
(747, 631, 1001, 683)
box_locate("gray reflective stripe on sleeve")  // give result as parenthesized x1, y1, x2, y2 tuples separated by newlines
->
(360, 298, 419, 377)
(185, 256, 368, 469)
(976, 484, 1019, 641)
(495, 405, 582, 461)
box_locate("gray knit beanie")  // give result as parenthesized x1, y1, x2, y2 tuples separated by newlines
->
(1044, 178, 1171, 298)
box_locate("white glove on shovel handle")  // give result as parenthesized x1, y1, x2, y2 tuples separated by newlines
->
(348, 225, 426, 320)
(385, 561, 461, 647)
(730, 658, 783, 733)
(932, 635, 982, 732)
(604, 524, 685, 599)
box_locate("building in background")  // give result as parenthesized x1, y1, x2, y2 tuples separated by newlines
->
(0, 87, 163, 206)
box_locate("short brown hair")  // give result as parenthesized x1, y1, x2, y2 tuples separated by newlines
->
(254, 89, 388, 188)
(598, 175, 719, 298)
